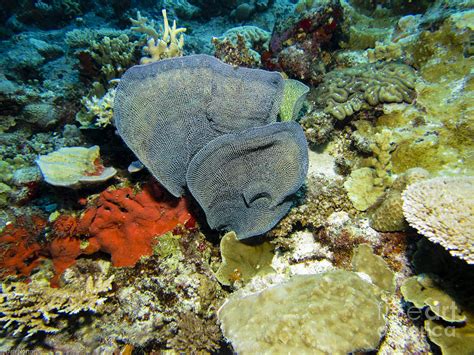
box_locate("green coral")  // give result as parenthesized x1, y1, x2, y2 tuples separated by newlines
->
(279, 79, 309, 122)
(368, 167, 430, 232)
(215, 231, 275, 286)
(316, 63, 416, 120)
(352, 244, 395, 293)
(89, 34, 138, 81)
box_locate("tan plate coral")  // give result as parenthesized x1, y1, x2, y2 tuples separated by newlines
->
(36, 146, 117, 189)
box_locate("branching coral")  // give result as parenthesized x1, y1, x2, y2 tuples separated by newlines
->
(0, 261, 114, 338)
(131, 9, 186, 64)
(76, 87, 116, 128)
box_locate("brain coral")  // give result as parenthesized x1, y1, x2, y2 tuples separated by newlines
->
(402, 176, 474, 264)
(186, 122, 308, 239)
(114, 54, 284, 197)
(317, 63, 416, 120)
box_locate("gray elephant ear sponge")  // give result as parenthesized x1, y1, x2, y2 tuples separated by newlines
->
(186, 121, 308, 239)
(114, 54, 284, 197)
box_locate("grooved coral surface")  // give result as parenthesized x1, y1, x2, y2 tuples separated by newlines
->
(114, 54, 284, 197)
(186, 122, 308, 239)
(78, 183, 193, 266)
(317, 63, 416, 120)
(218, 270, 387, 354)
(402, 176, 474, 264)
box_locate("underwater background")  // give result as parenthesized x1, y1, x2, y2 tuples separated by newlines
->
(0, 0, 473, 353)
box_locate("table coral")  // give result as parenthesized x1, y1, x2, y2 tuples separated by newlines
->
(77, 182, 193, 267)
(402, 176, 474, 264)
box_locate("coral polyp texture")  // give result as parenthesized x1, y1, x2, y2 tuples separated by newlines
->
(218, 270, 387, 354)
(187, 122, 308, 239)
(115, 55, 308, 238)
(402, 176, 474, 264)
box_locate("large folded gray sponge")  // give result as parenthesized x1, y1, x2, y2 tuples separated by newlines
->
(114, 54, 284, 197)
(186, 122, 308, 239)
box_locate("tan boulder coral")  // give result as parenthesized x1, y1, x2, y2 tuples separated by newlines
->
(36, 146, 117, 188)
(218, 270, 387, 354)
(402, 176, 474, 264)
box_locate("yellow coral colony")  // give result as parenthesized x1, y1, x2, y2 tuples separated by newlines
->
(132, 9, 186, 64)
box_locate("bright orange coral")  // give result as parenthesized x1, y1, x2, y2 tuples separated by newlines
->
(77, 182, 193, 266)
(0, 216, 45, 278)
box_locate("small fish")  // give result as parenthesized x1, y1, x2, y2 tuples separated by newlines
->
(128, 160, 144, 173)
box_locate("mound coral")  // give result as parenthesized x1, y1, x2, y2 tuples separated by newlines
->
(78, 182, 193, 266)
(402, 176, 474, 264)
(316, 63, 416, 120)
(218, 270, 387, 353)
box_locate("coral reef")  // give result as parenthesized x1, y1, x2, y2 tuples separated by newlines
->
(368, 167, 430, 232)
(218, 270, 388, 353)
(263, 1, 343, 84)
(76, 87, 116, 128)
(0, 260, 114, 338)
(269, 175, 355, 238)
(36, 146, 117, 188)
(401, 274, 474, 355)
(402, 176, 474, 264)
(213, 26, 270, 65)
